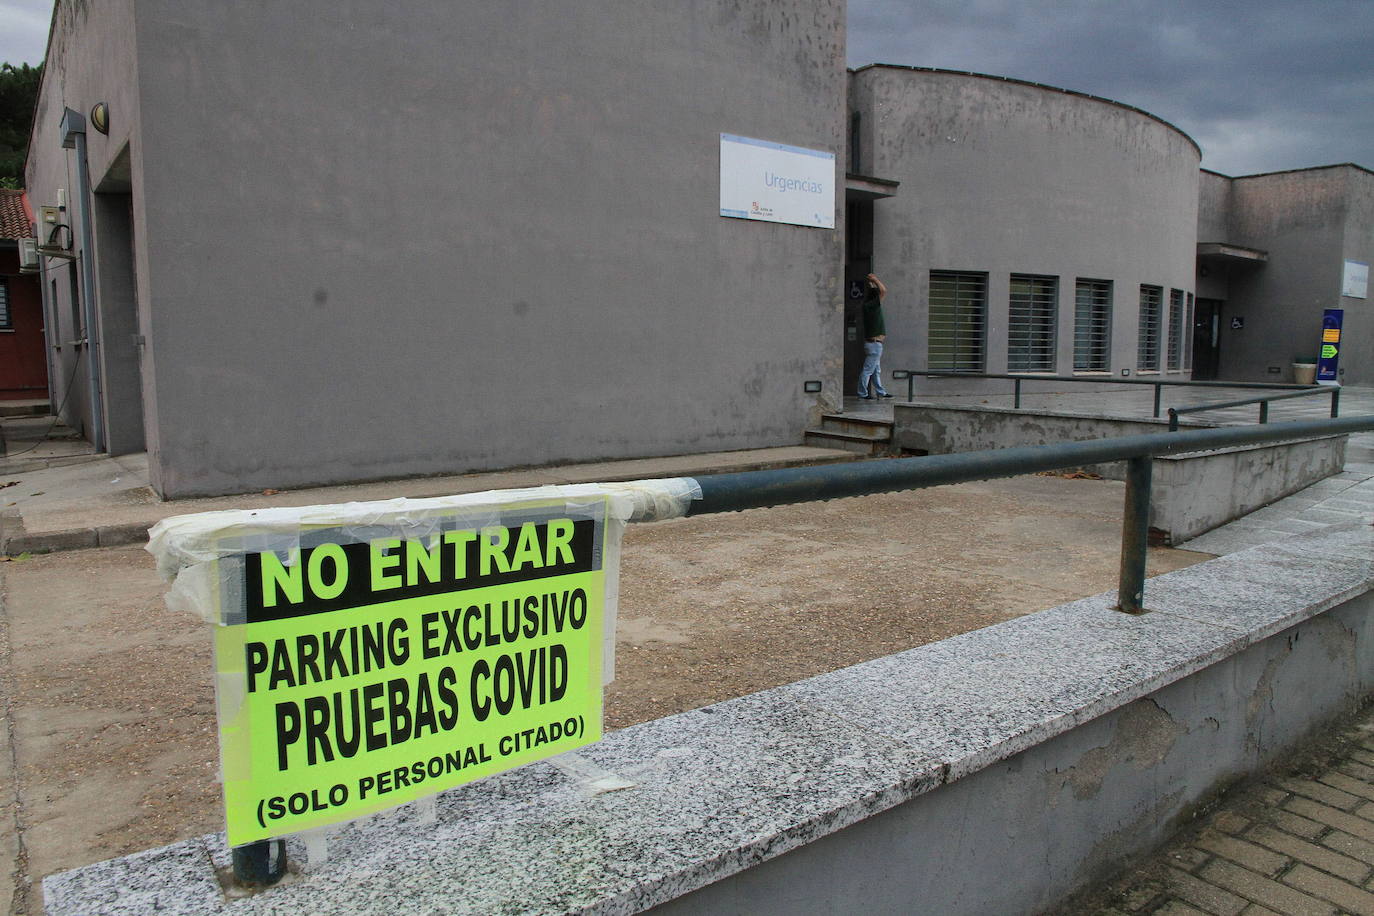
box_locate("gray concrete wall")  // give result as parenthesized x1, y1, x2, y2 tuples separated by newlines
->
(118, 0, 846, 497)
(893, 402, 1186, 475)
(1197, 169, 1232, 244)
(892, 403, 1346, 544)
(1152, 435, 1347, 544)
(663, 586, 1374, 915)
(1217, 166, 1374, 385)
(91, 186, 145, 456)
(25, 0, 145, 456)
(850, 67, 1201, 388)
(1195, 170, 1233, 302)
(1340, 169, 1374, 386)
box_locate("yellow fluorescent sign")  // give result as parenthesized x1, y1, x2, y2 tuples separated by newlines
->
(212, 498, 608, 845)
(1323, 328, 1341, 342)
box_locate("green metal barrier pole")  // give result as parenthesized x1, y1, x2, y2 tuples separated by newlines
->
(1117, 456, 1152, 614)
(232, 839, 287, 886)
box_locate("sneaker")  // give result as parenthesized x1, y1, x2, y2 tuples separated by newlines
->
(856, 394, 872, 399)
(878, 393, 895, 400)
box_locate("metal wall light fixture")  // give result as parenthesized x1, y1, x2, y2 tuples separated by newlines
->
(90, 102, 109, 135)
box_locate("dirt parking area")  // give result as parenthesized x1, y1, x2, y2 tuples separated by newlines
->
(0, 473, 1209, 913)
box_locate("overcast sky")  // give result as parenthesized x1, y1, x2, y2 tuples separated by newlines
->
(848, 0, 1374, 176)
(2, 0, 1370, 176)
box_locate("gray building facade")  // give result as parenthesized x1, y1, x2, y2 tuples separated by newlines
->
(848, 67, 1202, 395)
(1196, 165, 1373, 386)
(24, 2, 1373, 497)
(28, 0, 847, 497)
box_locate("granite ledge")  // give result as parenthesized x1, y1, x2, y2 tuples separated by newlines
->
(42, 524, 1374, 915)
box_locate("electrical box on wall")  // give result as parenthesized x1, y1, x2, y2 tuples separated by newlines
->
(36, 205, 73, 256)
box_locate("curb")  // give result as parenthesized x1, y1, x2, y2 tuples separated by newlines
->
(3, 522, 150, 557)
(1, 451, 862, 557)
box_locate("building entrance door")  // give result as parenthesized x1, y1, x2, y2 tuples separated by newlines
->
(1193, 298, 1223, 380)
(843, 198, 874, 397)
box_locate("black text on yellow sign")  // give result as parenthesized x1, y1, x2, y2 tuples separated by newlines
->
(213, 499, 608, 845)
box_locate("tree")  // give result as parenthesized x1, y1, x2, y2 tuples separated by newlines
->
(0, 62, 43, 190)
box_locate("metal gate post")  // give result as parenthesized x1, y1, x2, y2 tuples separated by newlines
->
(1117, 455, 1152, 614)
(232, 839, 287, 886)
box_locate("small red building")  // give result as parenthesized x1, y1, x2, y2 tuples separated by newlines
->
(0, 190, 48, 402)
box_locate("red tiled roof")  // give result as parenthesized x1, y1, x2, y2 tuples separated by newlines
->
(0, 190, 34, 240)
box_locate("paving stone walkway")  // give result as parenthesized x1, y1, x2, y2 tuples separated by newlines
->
(1062, 713, 1374, 916)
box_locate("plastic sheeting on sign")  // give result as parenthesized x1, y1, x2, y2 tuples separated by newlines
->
(144, 477, 701, 845)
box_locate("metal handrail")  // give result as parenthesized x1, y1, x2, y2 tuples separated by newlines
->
(687, 415, 1374, 613)
(897, 370, 1317, 417)
(228, 416, 1374, 883)
(1167, 386, 1340, 431)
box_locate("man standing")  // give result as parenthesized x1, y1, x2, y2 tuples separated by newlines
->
(857, 273, 894, 399)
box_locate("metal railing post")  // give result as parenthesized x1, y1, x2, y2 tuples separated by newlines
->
(1333, 388, 1341, 418)
(908, 374, 915, 401)
(1014, 378, 1022, 409)
(1259, 401, 1269, 424)
(232, 839, 287, 886)
(1117, 455, 1153, 614)
(1153, 384, 1162, 418)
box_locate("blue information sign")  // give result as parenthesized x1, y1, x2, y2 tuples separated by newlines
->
(1316, 309, 1343, 384)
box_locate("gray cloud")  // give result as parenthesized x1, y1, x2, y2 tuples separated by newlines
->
(848, 0, 1374, 175)
(0, 0, 50, 66)
(3, 1, 1367, 176)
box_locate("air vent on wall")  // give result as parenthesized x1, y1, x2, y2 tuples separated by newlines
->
(18, 237, 39, 273)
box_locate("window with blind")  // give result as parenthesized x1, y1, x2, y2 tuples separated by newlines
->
(1167, 288, 1184, 370)
(1074, 278, 1112, 371)
(1138, 284, 1162, 371)
(0, 279, 9, 329)
(1184, 292, 1195, 369)
(928, 271, 987, 372)
(1007, 274, 1057, 372)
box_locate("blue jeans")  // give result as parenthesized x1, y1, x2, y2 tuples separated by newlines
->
(858, 340, 887, 396)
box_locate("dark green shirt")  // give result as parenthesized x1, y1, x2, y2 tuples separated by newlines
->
(862, 296, 886, 338)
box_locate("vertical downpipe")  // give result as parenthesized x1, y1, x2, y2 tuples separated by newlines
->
(35, 230, 58, 406)
(1117, 455, 1152, 614)
(60, 108, 105, 452)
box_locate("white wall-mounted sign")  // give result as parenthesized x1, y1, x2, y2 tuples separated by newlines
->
(719, 134, 835, 230)
(1342, 260, 1368, 299)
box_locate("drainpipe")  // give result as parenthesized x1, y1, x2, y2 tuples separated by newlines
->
(59, 107, 105, 453)
(34, 222, 58, 407)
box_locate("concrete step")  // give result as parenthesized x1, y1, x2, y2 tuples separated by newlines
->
(817, 413, 894, 439)
(0, 400, 51, 418)
(803, 428, 893, 456)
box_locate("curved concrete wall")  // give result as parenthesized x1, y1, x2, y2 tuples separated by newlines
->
(851, 68, 1201, 389)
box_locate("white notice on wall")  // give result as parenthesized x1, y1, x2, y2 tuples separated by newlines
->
(1342, 260, 1368, 299)
(719, 134, 835, 230)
